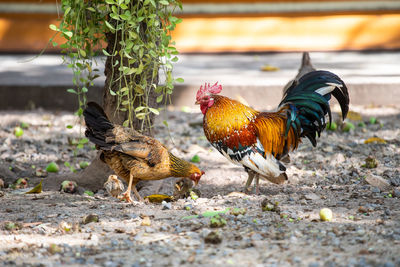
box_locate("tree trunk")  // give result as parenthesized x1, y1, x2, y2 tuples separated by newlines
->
(65, 5, 160, 191)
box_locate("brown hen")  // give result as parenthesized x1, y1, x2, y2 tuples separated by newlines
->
(83, 102, 204, 202)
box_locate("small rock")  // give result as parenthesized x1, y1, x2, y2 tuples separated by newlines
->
(82, 214, 99, 224)
(304, 193, 320, 201)
(210, 215, 227, 228)
(300, 199, 307, 205)
(358, 206, 368, 213)
(393, 188, 400, 198)
(145, 227, 155, 233)
(183, 203, 193, 210)
(365, 175, 392, 192)
(141, 216, 151, 226)
(204, 231, 222, 244)
(261, 198, 280, 212)
(161, 201, 172, 210)
(371, 187, 381, 193)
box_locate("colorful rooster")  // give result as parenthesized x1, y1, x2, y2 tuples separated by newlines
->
(196, 70, 349, 193)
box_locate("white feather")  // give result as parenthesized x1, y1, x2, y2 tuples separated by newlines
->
(315, 85, 335, 96)
(240, 153, 283, 178)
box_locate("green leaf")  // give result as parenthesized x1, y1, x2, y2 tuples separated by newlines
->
(105, 0, 115, 4)
(66, 125, 73, 129)
(175, 77, 184, 83)
(160, 0, 169, 5)
(79, 138, 89, 144)
(156, 94, 163, 103)
(67, 88, 77, 94)
(25, 179, 43, 194)
(82, 87, 88, 93)
(102, 49, 111, 56)
(63, 31, 73, 38)
(64, 6, 71, 16)
(105, 21, 115, 31)
(79, 49, 87, 57)
(149, 108, 160, 115)
(84, 190, 94, 196)
(109, 89, 117, 96)
(49, 24, 58, 31)
(135, 106, 146, 112)
(136, 63, 144, 74)
(86, 7, 96, 12)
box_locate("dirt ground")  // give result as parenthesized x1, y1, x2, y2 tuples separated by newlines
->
(0, 105, 399, 267)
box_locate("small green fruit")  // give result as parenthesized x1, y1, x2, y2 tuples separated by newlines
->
(20, 122, 29, 129)
(369, 117, 377, 124)
(79, 161, 89, 169)
(46, 162, 59, 173)
(319, 208, 333, 221)
(189, 189, 199, 200)
(326, 122, 337, 131)
(190, 155, 200, 163)
(358, 122, 366, 128)
(342, 122, 355, 132)
(14, 127, 24, 137)
(60, 180, 77, 193)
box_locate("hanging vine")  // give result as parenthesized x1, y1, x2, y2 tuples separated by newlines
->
(50, 0, 183, 130)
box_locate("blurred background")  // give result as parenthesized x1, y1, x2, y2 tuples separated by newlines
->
(0, 0, 399, 110)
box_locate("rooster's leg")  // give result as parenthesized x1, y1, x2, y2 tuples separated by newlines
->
(254, 175, 260, 195)
(243, 170, 255, 193)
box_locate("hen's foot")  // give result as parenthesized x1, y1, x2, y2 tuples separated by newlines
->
(118, 191, 134, 203)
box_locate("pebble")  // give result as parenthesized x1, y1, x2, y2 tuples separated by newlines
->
(145, 227, 155, 233)
(393, 188, 400, 198)
(161, 201, 172, 210)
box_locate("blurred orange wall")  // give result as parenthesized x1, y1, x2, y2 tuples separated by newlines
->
(0, 0, 399, 53)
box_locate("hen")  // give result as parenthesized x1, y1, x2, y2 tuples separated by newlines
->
(83, 102, 204, 202)
(196, 69, 349, 193)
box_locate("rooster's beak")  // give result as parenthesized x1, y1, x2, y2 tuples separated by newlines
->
(195, 100, 200, 105)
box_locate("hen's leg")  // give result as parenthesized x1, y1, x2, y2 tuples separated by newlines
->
(120, 173, 142, 202)
(131, 184, 143, 202)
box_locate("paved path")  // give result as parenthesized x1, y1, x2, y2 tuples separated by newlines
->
(0, 51, 399, 110)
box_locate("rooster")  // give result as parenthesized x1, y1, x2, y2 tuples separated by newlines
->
(196, 69, 349, 193)
(83, 102, 204, 202)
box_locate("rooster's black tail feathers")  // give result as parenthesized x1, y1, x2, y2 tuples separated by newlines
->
(280, 70, 349, 146)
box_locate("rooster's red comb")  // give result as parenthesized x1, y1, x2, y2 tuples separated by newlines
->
(196, 82, 222, 100)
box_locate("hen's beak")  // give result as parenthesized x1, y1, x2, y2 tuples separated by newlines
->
(195, 100, 200, 105)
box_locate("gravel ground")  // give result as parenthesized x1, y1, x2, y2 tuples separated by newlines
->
(0, 105, 400, 267)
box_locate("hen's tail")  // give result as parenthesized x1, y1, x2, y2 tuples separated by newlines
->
(279, 70, 349, 146)
(83, 102, 114, 148)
